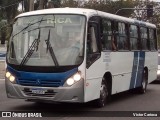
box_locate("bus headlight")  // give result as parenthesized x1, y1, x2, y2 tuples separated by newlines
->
(5, 71, 16, 83)
(157, 70, 160, 75)
(73, 73, 81, 81)
(9, 76, 15, 82)
(66, 78, 74, 86)
(66, 72, 82, 86)
(6, 72, 11, 78)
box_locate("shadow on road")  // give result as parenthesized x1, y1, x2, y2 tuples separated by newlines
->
(10, 88, 152, 112)
(150, 80, 160, 84)
(6, 83, 157, 117)
(10, 101, 100, 117)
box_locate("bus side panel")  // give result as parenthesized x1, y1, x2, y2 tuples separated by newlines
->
(84, 52, 134, 102)
(84, 51, 157, 102)
(85, 58, 104, 102)
(145, 52, 158, 83)
(110, 52, 134, 94)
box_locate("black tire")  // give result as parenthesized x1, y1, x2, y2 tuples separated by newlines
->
(137, 70, 148, 94)
(94, 77, 110, 108)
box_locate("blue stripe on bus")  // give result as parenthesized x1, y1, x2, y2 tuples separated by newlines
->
(130, 51, 138, 89)
(0, 53, 6, 57)
(7, 66, 78, 87)
(135, 51, 145, 87)
(130, 51, 145, 89)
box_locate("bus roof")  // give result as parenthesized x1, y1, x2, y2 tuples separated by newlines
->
(17, 8, 96, 17)
(17, 8, 156, 28)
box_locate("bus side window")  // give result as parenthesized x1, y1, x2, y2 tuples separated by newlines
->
(130, 25, 138, 50)
(102, 19, 113, 50)
(149, 28, 157, 51)
(87, 24, 100, 68)
(87, 25, 99, 54)
(141, 27, 149, 50)
(117, 22, 128, 50)
(91, 27, 98, 52)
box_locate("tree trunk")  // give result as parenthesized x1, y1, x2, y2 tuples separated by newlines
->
(29, 0, 34, 11)
(39, 0, 44, 10)
(1, 30, 5, 44)
(24, 0, 29, 12)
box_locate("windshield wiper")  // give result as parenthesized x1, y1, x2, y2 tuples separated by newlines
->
(45, 29, 59, 66)
(13, 20, 42, 38)
(24, 26, 55, 33)
(12, 15, 48, 39)
(20, 30, 41, 65)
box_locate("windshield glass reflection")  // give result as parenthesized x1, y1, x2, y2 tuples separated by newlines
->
(7, 15, 85, 66)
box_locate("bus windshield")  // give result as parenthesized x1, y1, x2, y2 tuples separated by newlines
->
(7, 14, 85, 66)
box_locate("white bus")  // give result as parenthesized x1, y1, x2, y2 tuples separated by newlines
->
(5, 8, 158, 107)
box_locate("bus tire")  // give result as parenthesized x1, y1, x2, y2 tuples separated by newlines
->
(137, 69, 148, 94)
(94, 77, 109, 107)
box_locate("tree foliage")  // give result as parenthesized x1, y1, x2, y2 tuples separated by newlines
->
(61, 0, 136, 17)
(131, 0, 160, 47)
(1, 0, 22, 22)
(0, 0, 22, 44)
(0, 0, 160, 46)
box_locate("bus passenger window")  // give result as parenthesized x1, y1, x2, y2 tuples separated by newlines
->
(111, 35, 116, 50)
(130, 25, 138, 50)
(86, 24, 100, 68)
(87, 25, 99, 54)
(102, 19, 116, 51)
(117, 22, 128, 50)
(90, 27, 98, 53)
(141, 27, 149, 50)
(149, 29, 157, 51)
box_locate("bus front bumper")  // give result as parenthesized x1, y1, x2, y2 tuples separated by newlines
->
(5, 78, 84, 103)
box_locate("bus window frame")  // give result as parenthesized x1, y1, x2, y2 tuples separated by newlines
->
(140, 26, 150, 51)
(148, 28, 157, 51)
(129, 24, 139, 51)
(86, 17, 101, 69)
(101, 18, 116, 51)
(116, 22, 130, 52)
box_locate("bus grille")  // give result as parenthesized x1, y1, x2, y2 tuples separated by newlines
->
(17, 79, 62, 87)
(22, 88, 56, 97)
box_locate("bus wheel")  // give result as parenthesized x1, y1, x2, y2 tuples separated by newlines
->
(137, 70, 148, 94)
(94, 78, 109, 107)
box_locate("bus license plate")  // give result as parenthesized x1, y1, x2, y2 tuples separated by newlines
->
(31, 88, 45, 94)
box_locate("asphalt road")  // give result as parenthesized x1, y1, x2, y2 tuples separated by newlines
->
(0, 80, 160, 120)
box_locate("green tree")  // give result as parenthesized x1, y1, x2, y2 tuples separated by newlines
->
(0, 0, 21, 44)
(61, 0, 136, 18)
(61, 0, 80, 7)
(131, 0, 160, 47)
(51, 0, 61, 8)
(23, 0, 29, 12)
(83, 0, 136, 17)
